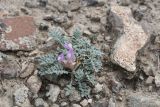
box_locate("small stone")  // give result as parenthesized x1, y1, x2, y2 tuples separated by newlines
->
(155, 71, 160, 87)
(128, 93, 160, 107)
(51, 104, 59, 107)
(69, 88, 81, 102)
(61, 102, 68, 107)
(67, 11, 73, 19)
(46, 84, 60, 103)
(93, 83, 103, 93)
(110, 78, 122, 93)
(38, 0, 48, 7)
(0, 97, 12, 107)
(39, 22, 49, 31)
(88, 99, 92, 104)
(34, 98, 49, 107)
(43, 14, 54, 21)
(13, 86, 29, 106)
(69, 0, 81, 11)
(88, 25, 100, 33)
(92, 98, 108, 107)
(110, 5, 149, 72)
(119, 0, 130, 6)
(27, 75, 42, 95)
(1, 16, 37, 51)
(72, 104, 82, 107)
(145, 76, 154, 85)
(25, 1, 38, 8)
(108, 97, 116, 107)
(80, 99, 88, 107)
(0, 55, 21, 79)
(53, 15, 67, 24)
(20, 8, 32, 15)
(20, 63, 35, 78)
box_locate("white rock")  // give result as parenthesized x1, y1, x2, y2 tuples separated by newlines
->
(72, 104, 82, 107)
(80, 99, 88, 107)
(110, 5, 149, 72)
(46, 84, 60, 103)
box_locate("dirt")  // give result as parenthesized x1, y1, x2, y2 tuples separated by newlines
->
(0, 0, 159, 107)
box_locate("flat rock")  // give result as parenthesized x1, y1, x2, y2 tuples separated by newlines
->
(128, 93, 160, 107)
(110, 5, 149, 72)
(0, 16, 37, 51)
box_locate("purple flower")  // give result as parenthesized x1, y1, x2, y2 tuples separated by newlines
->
(57, 43, 76, 70)
(58, 53, 64, 62)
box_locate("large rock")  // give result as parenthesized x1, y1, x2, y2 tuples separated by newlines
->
(0, 16, 37, 51)
(110, 5, 149, 72)
(128, 93, 160, 107)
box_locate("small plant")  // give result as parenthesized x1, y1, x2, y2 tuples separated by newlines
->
(36, 27, 102, 97)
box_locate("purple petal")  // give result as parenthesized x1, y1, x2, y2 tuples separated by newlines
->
(64, 43, 73, 50)
(58, 53, 65, 62)
(66, 49, 75, 62)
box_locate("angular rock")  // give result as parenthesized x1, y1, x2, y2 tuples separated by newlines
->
(155, 71, 160, 87)
(34, 98, 49, 107)
(128, 93, 160, 107)
(26, 75, 42, 95)
(110, 5, 149, 72)
(20, 62, 35, 78)
(0, 16, 37, 51)
(145, 76, 154, 85)
(13, 86, 30, 106)
(80, 99, 88, 107)
(69, 88, 81, 102)
(72, 104, 82, 107)
(0, 96, 13, 107)
(46, 84, 60, 103)
(0, 54, 21, 79)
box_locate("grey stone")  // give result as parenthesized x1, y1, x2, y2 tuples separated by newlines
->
(27, 75, 42, 95)
(25, 1, 38, 8)
(72, 104, 82, 107)
(13, 86, 29, 106)
(69, 88, 81, 102)
(108, 98, 116, 107)
(34, 98, 49, 107)
(80, 99, 88, 107)
(145, 76, 154, 85)
(128, 93, 160, 107)
(46, 84, 60, 103)
(110, 5, 149, 72)
(155, 71, 160, 87)
(93, 83, 103, 93)
(0, 55, 21, 79)
(61, 102, 68, 107)
(20, 63, 35, 78)
(51, 104, 59, 107)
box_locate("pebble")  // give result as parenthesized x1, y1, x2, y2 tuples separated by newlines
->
(145, 76, 154, 85)
(13, 86, 29, 106)
(69, 88, 81, 102)
(26, 75, 42, 95)
(93, 83, 103, 93)
(80, 99, 88, 107)
(34, 98, 49, 107)
(20, 63, 35, 78)
(46, 84, 60, 103)
(61, 102, 68, 107)
(51, 104, 60, 107)
(72, 104, 82, 107)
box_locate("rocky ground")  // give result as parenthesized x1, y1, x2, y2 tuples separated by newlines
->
(0, 0, 159, 107)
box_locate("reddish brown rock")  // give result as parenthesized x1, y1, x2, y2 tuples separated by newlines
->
(0, 16, 37, 51)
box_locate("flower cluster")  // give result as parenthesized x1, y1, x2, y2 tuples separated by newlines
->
(58, 43, 76, 70)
